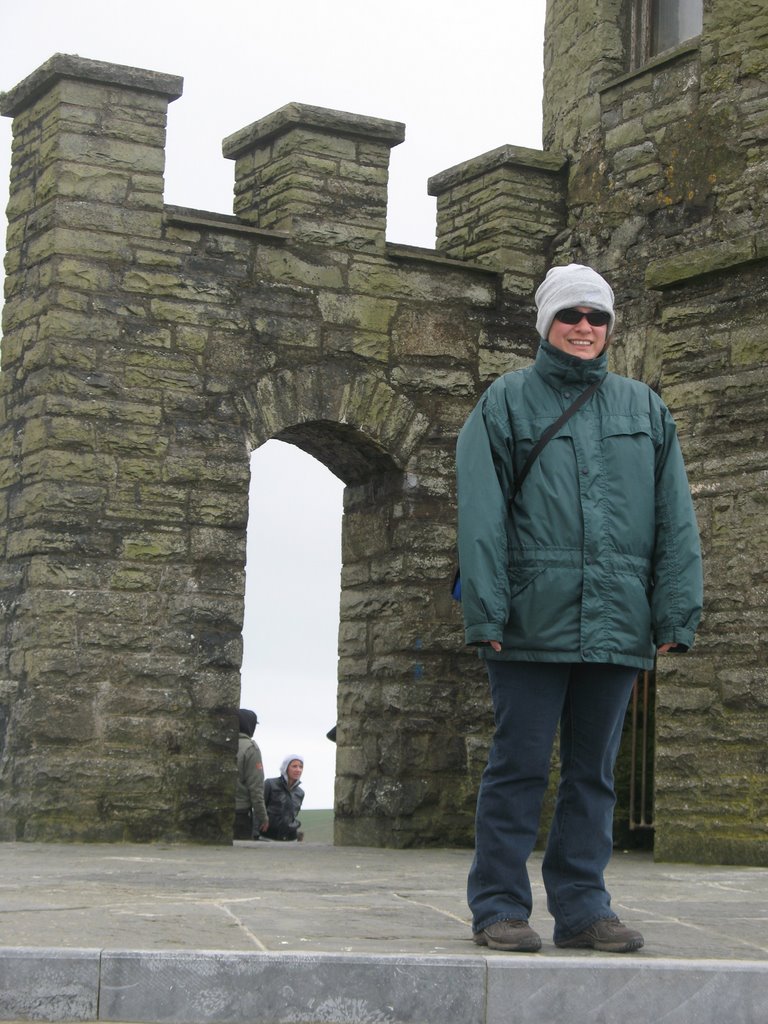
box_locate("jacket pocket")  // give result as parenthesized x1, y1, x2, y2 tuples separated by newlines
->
(506, 564, 582, 651)
(599, 417, 657, 547)
(602, 569, 654, 655)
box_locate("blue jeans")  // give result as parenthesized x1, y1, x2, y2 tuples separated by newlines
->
(467, 660, 637, 943)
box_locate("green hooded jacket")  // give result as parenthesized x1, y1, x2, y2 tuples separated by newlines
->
(456, 340, 703, 670)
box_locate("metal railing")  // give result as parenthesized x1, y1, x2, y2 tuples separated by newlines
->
(628, 670, 655, 831)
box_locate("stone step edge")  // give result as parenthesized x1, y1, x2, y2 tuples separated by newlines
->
(1, 947, 766, 1024)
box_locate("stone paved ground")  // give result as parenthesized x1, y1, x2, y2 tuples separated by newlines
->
(2, 841, 767, 959)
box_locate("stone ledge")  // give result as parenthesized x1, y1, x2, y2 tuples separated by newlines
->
(164, 205, 290, 241)
(428, 144, 567, 197)
(385, 241, 502, 275)
(162, 210, 502, 272)
(222, 102, 406, 161)
(2, 947, 766, 1024)
(0, 947, 100, 1021)
(486, 956, 768, 1024)
(600, 39, 702, 95)
(645, 234, 768, 289)
(100, 950, 486, 1024)
(0, 53, 183, 118)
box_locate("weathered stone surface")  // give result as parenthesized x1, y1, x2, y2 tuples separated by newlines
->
(429, 145, 567, 293)
(0, 948, 100, 1020)
(99, 950, 485, 1024)
(0, 0, 766, 862)
(223, 104, 404, 248)
(0, 52, 504, 847)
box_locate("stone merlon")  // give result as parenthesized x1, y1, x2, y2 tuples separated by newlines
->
(222, 102, 405, 160)
(427, 143, 567, 195)
(221, 102, 406, 247)
(0, 53, 183, 118)
(427, 144, 568, 288)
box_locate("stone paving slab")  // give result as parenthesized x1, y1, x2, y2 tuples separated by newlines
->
(98, 950, 487, 1024)
(0, 948, 100, 1021)
(1, 840, 767, 1023)
(484, 957, 768, 1024)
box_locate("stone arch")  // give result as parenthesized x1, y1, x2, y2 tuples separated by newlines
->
(238, 364, 430, 484)
(238, 367, 442, 844)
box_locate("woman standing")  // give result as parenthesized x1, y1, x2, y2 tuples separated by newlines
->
(456, 264, 702, 953)
(263, 756, 305, 841)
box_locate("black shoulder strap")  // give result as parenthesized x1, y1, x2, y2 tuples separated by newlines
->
(509, 379, 601, 506)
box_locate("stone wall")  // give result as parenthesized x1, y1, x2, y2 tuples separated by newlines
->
(538, 0, 768, 864)
(0, 55, 547, 845)
(1, 0, 766, 863)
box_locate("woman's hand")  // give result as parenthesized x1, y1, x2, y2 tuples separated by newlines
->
(657, 643, 678, 654)
(485, 641, 502, 653)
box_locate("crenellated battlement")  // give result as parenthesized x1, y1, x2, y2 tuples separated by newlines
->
(0, 52, 568, 269)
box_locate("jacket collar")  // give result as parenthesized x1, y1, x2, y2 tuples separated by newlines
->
(534, 339, 608, 390)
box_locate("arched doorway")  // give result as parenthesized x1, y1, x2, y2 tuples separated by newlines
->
(240, 439, 344, 810)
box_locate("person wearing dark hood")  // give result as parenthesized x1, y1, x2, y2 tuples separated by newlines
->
(457, 264, 702, 954)
(234, 709, 268, 840)
(263, 755, 305, 841)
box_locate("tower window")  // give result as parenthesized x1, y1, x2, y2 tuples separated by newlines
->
(631, 0, 703, 67)
(652, 0, 703, 53)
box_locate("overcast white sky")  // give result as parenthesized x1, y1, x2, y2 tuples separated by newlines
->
(0, 0, 546, 809)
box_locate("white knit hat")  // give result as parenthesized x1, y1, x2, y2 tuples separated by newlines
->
(535, 264, 616, 341)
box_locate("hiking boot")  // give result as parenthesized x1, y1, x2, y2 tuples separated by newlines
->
(555, 917, 644, 953)
(473, 919, 542, 952)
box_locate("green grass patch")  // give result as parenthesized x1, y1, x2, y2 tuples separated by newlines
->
(299, 808, 334, 843)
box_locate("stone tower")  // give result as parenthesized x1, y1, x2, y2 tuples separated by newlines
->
(1, 0, 766, 864)
(533, 0, 768, 864)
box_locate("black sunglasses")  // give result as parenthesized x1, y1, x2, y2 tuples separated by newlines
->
(554, 308, 611, 327)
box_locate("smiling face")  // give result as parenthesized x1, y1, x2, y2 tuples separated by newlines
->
(286, 760, 303, 783)
(548, 306, 609, 360)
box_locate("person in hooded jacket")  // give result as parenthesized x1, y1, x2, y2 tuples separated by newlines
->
(263, 756, 305, 841)
(234, 709, 268, 840)
(456, 264, 702, 955)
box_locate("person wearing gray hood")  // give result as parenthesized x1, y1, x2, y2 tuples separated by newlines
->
(263, 755, 305, 841)
(234, 709, 268, 840)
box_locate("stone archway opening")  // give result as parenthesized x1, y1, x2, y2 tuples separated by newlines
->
(240, 438, 344, 811)
(237, 418, 413, 843)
